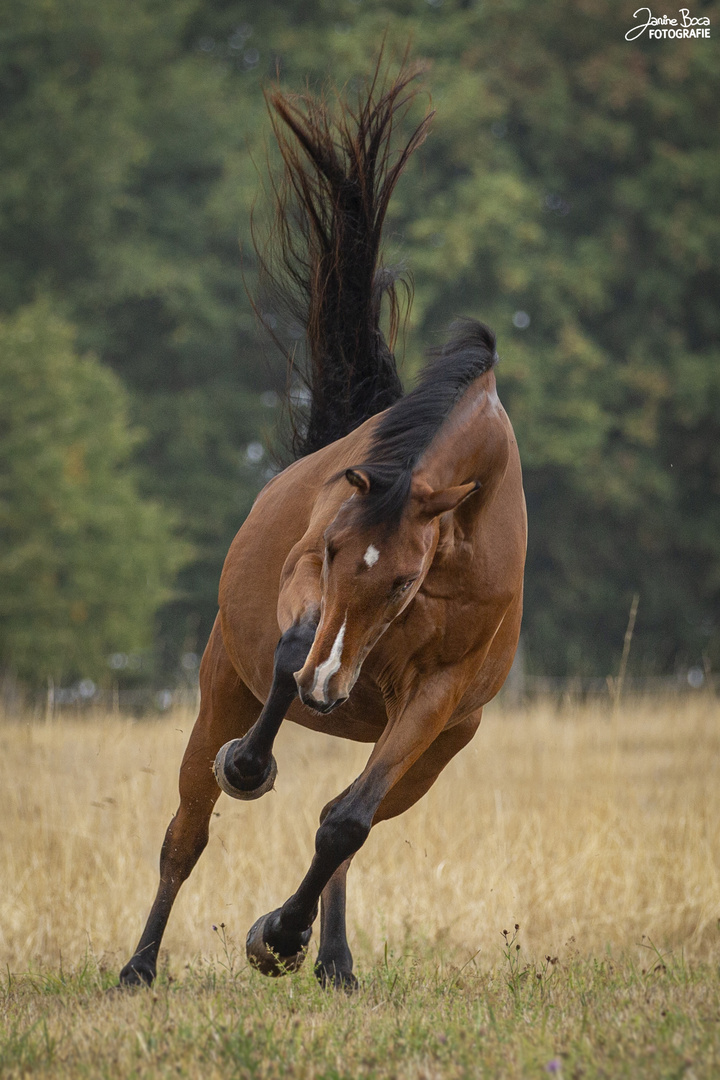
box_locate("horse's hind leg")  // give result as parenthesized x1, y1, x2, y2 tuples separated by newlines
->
(119, 620, 261, 987)
(314, 857, 356, 989)
(213, 620, 316, 800)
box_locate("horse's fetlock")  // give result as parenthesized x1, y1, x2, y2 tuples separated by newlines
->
(246, 909, 312, 977)
(231, 743, 265, 780)
(119, 957, 156, 988)
(276, 905, 315, 939)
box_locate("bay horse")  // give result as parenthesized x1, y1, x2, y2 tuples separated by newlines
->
(119, 63, 526, 990)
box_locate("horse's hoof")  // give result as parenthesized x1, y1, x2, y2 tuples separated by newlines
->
(213, 741, 277, 800)
(118, 958, 155, 988)
(246, 910, 311, 977)
(314, 960, 359, 992)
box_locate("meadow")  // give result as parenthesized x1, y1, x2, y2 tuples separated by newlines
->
(0, 695, 718, 1078)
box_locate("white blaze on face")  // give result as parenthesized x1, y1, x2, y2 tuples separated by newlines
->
(310, 616, 347, 703)
(363, 544, 380, 568)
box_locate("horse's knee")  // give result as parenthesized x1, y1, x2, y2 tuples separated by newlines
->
(315, 801, 371, 865)
(274, 621, 317, 683)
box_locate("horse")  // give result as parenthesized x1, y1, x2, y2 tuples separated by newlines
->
(119, 62, 526, 991)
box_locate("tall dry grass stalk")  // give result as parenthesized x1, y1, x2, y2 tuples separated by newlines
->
(1, 694, 718, 975)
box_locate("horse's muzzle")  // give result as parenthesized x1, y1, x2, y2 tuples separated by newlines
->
(297, 688, 348, 714)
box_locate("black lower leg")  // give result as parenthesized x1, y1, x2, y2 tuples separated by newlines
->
(119, 897, 174, 987)
(223, 621, 316, 790)
(259, 790, 376, 960)
(315, 858, 357, 989)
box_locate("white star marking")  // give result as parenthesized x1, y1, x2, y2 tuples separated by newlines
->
(363, 544, 380, 567)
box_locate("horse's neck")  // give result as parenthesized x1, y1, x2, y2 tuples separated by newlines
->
(417, 372, 510, 497)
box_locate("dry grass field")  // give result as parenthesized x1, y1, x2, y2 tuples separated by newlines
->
(1, 694, 719, 1077)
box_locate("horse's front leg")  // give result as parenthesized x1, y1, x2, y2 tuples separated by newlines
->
(312, 711, 483, 989)
(245, 680, 458, 976)
(213, 620, 316, 800)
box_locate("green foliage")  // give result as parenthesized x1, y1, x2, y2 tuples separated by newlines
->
(348, 1, 720, 675)
(236, 0, 720, 675)
(160, 0, 720, 673)
(0, 0, 272, 665)
(0, 0, 718, 677)
(0, 300, 185, 682)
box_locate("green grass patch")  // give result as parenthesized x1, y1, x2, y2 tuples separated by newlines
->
(1, 938, 718, 1079)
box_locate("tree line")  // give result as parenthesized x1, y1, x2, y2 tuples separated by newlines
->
(1, 0, 718, 687)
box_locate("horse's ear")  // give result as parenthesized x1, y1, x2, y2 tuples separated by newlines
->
(345, 468, 371, 495)
(416, 480, 480, 519)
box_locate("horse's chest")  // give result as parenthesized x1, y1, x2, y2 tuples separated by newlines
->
(400, 580, 507, 668)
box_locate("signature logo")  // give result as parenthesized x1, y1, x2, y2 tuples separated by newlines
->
(626, 7, 711, 39)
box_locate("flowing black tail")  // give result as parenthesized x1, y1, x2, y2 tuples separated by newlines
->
(256, 58, 434, 459)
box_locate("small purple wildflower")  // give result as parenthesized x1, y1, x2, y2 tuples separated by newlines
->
(545, 1060, 562, 1074)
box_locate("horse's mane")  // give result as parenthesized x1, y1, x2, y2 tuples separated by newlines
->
(351, 318, 498, 529)
(256, 57, 434, 459)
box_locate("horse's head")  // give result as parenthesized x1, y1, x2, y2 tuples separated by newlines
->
(294, 468, 478, 712)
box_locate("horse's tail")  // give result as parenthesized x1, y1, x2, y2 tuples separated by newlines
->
(257, 58, 434, 459)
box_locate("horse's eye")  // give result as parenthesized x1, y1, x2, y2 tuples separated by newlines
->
(393, 577, 416, 595)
